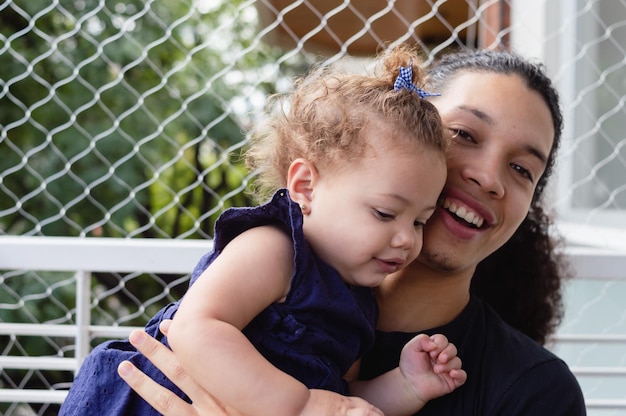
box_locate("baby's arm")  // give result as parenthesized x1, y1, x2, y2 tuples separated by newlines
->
(120, 324, 383, 416)
(167, 226, 383, 416)
(349, 333, 466, 416)
(167, 226, 309, 416)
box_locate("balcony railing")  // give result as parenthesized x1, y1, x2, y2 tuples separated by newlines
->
(1, 235, 625, 412)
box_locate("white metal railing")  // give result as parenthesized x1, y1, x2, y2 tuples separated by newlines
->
(1, 235, 625, 411)
(0, 236, 211, 405)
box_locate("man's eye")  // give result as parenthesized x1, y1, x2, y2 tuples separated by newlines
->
(512, 164, 534, 182)
(449, 128, 472, 141)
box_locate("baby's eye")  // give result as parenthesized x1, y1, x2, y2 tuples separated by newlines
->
(374, 209, 395, 220)
(413, 220, 426, 228)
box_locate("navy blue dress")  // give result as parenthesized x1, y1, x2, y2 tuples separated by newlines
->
(59, 189, 378, 416)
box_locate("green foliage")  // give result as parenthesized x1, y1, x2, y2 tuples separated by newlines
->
(0, 269, 76, 327)
(0, 0, 289, 237)
(0, 4, 310, 409)
(0, 4, 303, 407)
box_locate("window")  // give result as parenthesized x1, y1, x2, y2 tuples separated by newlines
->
(514, 0, 626, 247)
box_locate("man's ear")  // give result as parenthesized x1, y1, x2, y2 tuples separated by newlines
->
(287, 158, 317, 210)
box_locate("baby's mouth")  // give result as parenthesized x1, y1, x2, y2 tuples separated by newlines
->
(442, 198, 485, 229)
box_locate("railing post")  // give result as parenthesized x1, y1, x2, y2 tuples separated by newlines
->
(74, 270, 91, 373)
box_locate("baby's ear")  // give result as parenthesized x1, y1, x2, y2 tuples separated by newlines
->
(287, 158, 317, 208)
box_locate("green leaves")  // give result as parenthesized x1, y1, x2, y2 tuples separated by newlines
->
(0, 0, 288, 238)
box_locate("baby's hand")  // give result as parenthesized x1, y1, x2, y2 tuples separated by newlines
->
(399, 333, 467, 404)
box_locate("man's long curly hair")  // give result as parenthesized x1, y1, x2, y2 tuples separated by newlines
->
(428, 49, 572, 345)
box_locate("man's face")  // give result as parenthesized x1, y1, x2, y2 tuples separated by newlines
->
(419, 72, 554, 275)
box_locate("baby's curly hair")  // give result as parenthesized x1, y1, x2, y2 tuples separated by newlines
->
(245, 44, 447, 202)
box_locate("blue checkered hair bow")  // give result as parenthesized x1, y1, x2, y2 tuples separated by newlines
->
(393, 62, 440, 98)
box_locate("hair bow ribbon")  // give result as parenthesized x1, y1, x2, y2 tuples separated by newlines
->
(393, 62, 440, 98)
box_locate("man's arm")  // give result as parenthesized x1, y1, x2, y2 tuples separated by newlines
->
(489, 360, 586, 415)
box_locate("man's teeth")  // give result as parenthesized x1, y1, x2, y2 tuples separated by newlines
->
(442, 199, 485, 228)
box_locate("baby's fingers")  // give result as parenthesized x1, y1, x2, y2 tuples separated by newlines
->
(429, 335, 458, 361)
(434, 355, 463, 373)
(447, 368, 468, 388)
(434, 358, 468, 391)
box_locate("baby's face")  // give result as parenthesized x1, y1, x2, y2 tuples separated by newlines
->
(302, 127, 446, 288)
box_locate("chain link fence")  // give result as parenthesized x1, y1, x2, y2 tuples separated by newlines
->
(1, 0, 625, 414)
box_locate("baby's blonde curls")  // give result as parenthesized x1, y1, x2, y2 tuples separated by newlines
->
(246, 43, 447, 202)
